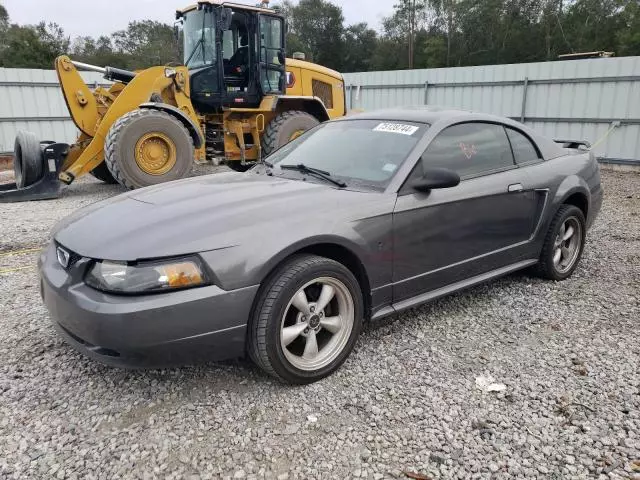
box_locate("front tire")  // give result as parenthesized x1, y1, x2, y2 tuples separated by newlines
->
(226, 162, 254, 172)
(534, 205, 586, 281)
(105, 109, 194, 189)
(248, 255, 363, 384)
(261, 111, 320, 156)
(90, 162, 118, 184)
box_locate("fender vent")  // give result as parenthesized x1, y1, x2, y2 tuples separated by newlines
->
(312, 80, 333, 109)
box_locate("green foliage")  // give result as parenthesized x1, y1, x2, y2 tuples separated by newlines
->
(112, 21, 181, 69)
(0, 4, 8, 30)
(0, 0, 638, 72)
(0, 8, 179, 70)
(286, 0, 346, 70)
(0, 22, 69, 68)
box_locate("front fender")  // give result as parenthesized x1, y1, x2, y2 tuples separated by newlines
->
(200, 233, 372, 292)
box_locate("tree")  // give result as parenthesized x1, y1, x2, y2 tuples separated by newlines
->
(71, 35, 130, 68)
(112, 20, 180, 69)
(287, 0, 345, 70)
(0, 4, 8, 31)
(342, 23, 378, 72)
(0, 3, 9, 58)
(617, 0, 640, 56)
(0, 22, 69, 68)
(1, 0, 640, 73)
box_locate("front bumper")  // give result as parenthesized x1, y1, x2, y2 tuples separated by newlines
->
(39, 243, 259, 368)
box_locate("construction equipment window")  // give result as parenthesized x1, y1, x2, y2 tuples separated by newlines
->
(183, 10, 216, 68)
(259, 15, 284, 93)
(222, 30, 235, 60)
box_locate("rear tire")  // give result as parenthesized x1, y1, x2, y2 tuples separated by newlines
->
(104, 109, 194, 189)
(248, 254, 363, 384)
(534, 204, 586, 281)
(13, 131, 43, 188)
(90, 162, 118, 184)
(261, 111, 320, 156)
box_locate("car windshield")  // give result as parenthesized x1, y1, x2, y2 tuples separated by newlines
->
(267, 119, 427, 190)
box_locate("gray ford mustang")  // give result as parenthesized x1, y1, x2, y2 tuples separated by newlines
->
(40, 107, 603, 384)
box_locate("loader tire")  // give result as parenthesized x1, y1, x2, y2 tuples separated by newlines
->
(89, 162, 118, 184)
(14, 131, 43, 188)
(226, 162, 254, 172)
(261, 111, 319, 156)
(104, 109, 194, 189)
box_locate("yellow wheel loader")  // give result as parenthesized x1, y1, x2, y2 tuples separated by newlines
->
(0, 0, 346, 202)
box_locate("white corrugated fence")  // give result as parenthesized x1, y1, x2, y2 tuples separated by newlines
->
(1, 57, 639, 161)
(0, 68, 106, 153)
(343, 56, 640, 162)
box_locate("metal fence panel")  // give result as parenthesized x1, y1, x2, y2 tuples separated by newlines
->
(1, 58, 639, 160)
(344, 56, 640, 161)
(0, 67, 105, 153)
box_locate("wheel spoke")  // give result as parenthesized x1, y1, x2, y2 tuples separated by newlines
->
(563, 225, 575, 241)
(281, 323, 308, 347)
(292, 289, 311, 316)
(316, 284, 335, 312)
(320, 316, 342, 334)
(561, 246, 571, 262)
(303, 330, 319, 359)
(553, 248, 562, 265)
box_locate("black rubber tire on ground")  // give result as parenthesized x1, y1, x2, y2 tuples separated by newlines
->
(13, 131, 43, 188)
(247, 254, 364, 384)
(261, 111, 320, 156)
(89, 162, 118, 184)
(533, 204, 586, 281)
(226, 162, 253, 173)
(104, 109, 194, 189)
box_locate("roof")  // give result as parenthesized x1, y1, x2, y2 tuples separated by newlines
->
(338, 106, 567, 160)
(177, 1, 276, 16)
(343, 106, 471, 125)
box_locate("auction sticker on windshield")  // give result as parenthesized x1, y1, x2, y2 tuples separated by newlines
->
(373, 123, 419, 136)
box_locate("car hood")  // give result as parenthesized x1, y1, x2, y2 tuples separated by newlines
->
(54, 172, 383, 261)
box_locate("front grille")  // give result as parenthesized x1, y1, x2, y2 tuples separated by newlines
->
(55, 243, 82, 269)
(312, 79, 333, 109)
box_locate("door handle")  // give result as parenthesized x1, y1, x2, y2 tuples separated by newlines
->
(508, 183, 524, 193)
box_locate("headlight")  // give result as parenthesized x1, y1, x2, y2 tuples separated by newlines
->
(85, 257, 207, 294)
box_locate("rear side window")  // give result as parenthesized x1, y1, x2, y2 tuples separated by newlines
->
(421, 122, 514, 178)
(506, 128, 542, 164)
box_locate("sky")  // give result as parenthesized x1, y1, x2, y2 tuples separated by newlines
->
(2, 0, 395, 39)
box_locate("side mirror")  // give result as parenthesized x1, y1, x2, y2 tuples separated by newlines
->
(411, 167, 460, 192)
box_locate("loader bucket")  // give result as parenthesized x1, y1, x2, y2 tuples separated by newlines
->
(0, 132, 67, 203)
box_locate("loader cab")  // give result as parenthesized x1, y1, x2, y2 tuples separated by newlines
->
(177, 3, 286, 113)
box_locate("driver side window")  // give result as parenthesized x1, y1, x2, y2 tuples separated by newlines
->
(222, 29, 235, 60)
(421, 122, 515, 179)
(400, 122, 516, 194)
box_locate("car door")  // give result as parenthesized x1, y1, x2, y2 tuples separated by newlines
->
(392, 122, 540, 303)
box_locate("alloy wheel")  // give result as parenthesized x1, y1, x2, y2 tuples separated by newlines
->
(280, 277, 354, 371)
(552, 216, 582, 274)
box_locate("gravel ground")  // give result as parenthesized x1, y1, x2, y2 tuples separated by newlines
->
(0, 169, 638, 480)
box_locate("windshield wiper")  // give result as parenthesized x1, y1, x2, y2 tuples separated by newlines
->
(280, 163, 347, 188)
(185, 38, 203, 67)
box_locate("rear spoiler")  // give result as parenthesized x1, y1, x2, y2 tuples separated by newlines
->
(554, 139, 591, 150)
